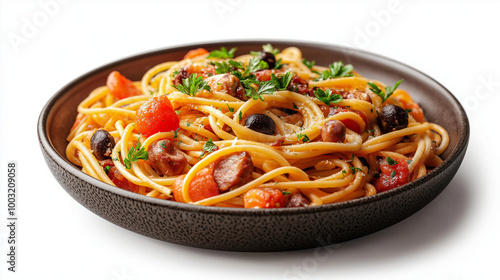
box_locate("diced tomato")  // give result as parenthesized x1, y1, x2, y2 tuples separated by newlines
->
(136, 95, 180, 137)
(106, 71, 142, 100)
(400, 100, 425, 122)
(172, 166, 219, 202)
(375, 157, 410, 193)
(243, 188, 286, 208)
(329, 108, 367, 134)
(70, 113, 85, 132)
(183, 48, 209, 60)
(255, 70, 277, 81)
(108, 167, 140, 193)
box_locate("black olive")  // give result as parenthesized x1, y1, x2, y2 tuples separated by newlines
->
(244, 113, 276, 135)
(377, 105, 408, 134)
(260, 52, 276, 69)
(90, 129, 116, 160)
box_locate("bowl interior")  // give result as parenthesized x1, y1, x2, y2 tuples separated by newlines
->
(46, 41, 465, 167)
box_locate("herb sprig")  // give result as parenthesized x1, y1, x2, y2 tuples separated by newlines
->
(173, 74, 211, 96)
(207, 47, 236, 59)
(315, 61, 353, 81)
(123, 142, 148, 169)
(368, 79, 403, 103)
(313, 88, 343, 106)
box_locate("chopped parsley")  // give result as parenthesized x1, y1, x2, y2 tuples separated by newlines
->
(405, 109, 412, 113)
(313, 88, 343, 106)
(271, 72, 293, 91)
(245, 56, 269, 74)
(262, 44, 279, 55)
(273, 59, 283, 70)
(297, 133, 310, 143)
(227, 104, 235, 112)
(160, 140, 167, 149)
(367, 79, 403, 103)
(302, 59, 315, 69)
(365, 129, 375, 133)
(386, 157, 398, 166)
(104, 165, 111, 174)
(186, 122, 192, 127)
(293, 103, 298, 109)
(173, 127, 181, 138)
(315, 61, 353, 81)
(407, 159, 413, 165)
(350, 167, 363, 174)
(238, 111, 243, 121)
(390, 170, 397, 178)
(123, 142, 148, 169)
(172, 73, 211, 96)
(207, 47, 236, 59)
(281, 191, 291, 195)
(199, 138, 218, 159)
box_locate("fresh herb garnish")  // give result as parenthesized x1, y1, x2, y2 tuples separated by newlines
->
(386, 157, 398, 166)
(172, 73, 211, 96)
(238, 111, 243, 121)
(245, 56, 269, 74)
(297, 133, 310, 143)
(203, 138, 218, 153)
(292, 103, 298, 109)
(160, 140, 167, 149)
(273, 58, 283, 70)
(350, 167, 363, 174)
(315, 61, 353, 81)
(405, 109, 412, 113)
(271, 72, 293, 91)
(186, 122, 192, 127)
(368, 79, 403, 103)
(407, 159, 413, 165)
(227, 104, 235, 112)
(302, 59, 315, 69)
(123, 142, 148, 169)
(390, 170, 397, 178)
(173, 127, 181, 138)
(207, 47, 236, 59)
(282, 191, 291, 195)
(341, 169, 347, 178)
(313, 88, 343, 106)
(104, 165, 111, 174)
(262, 44, 279, 55)
(366, 129, 375, 133)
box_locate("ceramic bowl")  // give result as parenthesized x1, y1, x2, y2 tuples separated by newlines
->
(38, 40, 469, 252)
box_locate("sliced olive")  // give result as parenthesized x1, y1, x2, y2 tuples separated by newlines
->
(90, 129, 115, 160)
(260, 52, 276, 69)
(377, 105, 408, 134)
(244, 113, 276, 135)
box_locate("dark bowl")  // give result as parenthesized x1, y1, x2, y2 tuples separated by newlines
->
(38, 40, 469, 252)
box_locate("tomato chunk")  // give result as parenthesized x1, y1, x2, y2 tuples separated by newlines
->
(106, 71, 142, 99)
(136, 95, 180, 137)
(375, 157, 410, 193)
(183, 48, 209, 60)
(108, 167, 140, 193)
(243, 188, 286, 208)
(172, 166, 219, 202)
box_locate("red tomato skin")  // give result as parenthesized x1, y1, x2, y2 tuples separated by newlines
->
(243, 188, 286, 208)
(108, 167, 140, 193)
(183, 48, 209, 59)
(106, 71, 142, 99)
(375, 158, 410, 193)
(136, 95, 180, 137)
(172, 166, 220, 203)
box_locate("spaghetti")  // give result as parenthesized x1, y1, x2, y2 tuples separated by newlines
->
(66, 45, 449, 208)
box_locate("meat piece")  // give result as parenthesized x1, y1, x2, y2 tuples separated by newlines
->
(173, 67, 190, 86)
(205, 73, 247, 100)
(108, 167, 140, 193)
(321, 120, 346, 143)
(287, 74, 313, 96)
(148, 139, 187, 176)
(173, 64, 216, 86)
(213, 151, 253, 191)
(287, 192, 310, 207)
(342, 89, 372, 103)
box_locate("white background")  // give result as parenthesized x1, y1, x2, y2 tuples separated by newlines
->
(0, 0, 499, 279)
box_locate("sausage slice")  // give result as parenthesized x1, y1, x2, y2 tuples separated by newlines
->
(148, 139, 187, 176)
(213, 151, 253, 191)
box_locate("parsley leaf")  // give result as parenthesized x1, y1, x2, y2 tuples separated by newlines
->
(350, 167, 363, 174)
(313, 88, 343, 106)
(172, 74, 211, 96)
(262, 44, 279, 55)
(302, 59, 315, 69)
(315, 61, 354, 81)
(174, 127, 181, 138)
(238, 111, 242, 121)
(203, 138, 218, 153)
(368, 79, 403, 103)
(386, 157, 398, 166)
(207, 47, 236, 59)
(297, 133, 310, 143)
(256, 80, 276, 96)
(246, 56, 269, 74)
(104, 165, 111, 174)
(123, 142, 148, 169)
(160, 140, 167, 149)
(273, 59, 283, 70)
(227, 104, 235, 112)
(390, 170, 397, 178)
(271, 72, 293, 91)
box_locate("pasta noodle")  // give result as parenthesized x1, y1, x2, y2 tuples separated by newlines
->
(66, 45, 449, 208)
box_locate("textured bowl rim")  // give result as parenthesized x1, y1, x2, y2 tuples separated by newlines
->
(38, 39, 470, 217)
